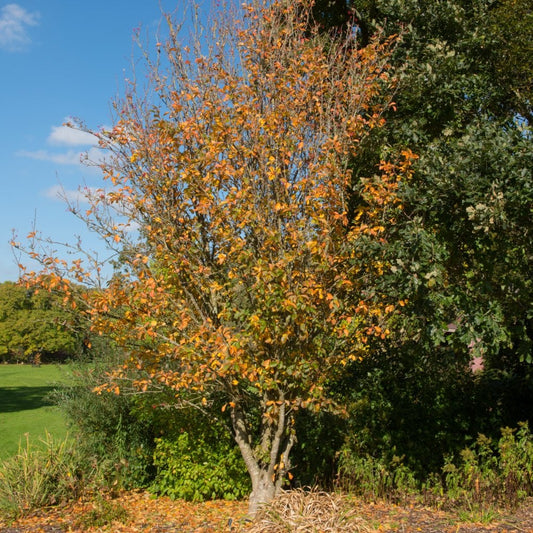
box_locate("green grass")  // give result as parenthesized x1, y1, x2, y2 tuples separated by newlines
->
(0, 364, 70, 460)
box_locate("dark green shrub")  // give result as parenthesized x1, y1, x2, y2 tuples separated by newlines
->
(63, 387, 155, 488)
(291, 410, 345, 488)
(334, 338, 533, 483)
(430, 423, 533, 509)
(51, 351, 158, 489)
(337, 449, 418, 501)
(337, 349, 490, 478)
(150, 430, 250, 501)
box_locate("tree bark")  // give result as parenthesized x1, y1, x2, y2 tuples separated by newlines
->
(248, 469, 277, 516)
(229, 394, 294, 516)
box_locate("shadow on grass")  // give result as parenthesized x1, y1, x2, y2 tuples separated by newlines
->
(0, 386, 57, 413)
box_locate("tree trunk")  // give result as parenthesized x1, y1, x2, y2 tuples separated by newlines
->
(229, 392, 296, 516)
(248, 469, 277, 516)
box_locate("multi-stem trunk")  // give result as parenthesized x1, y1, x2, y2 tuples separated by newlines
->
(229, 392, 295, 516)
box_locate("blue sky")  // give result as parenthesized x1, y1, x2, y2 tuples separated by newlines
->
(0, 1, 206, 282)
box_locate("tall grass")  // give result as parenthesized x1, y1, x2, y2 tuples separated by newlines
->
(0, 432, 89, 518)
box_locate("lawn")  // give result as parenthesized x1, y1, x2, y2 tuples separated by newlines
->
(0, 364, 70, 460)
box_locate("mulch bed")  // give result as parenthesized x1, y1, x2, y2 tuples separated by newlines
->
(350, 497, 533, 532)
(0, 491, 532, 532)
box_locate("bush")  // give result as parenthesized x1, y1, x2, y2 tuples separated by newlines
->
(429, 422, 533, 509)
(337, 449, 418, 501)
(335, 344, 532, 483)
(58, 385, 155, 489)
(51, 351, 157, 489)
(337, 423, 533, 511)
(291, 410, 345, 488)
(336, 350, 490, 479)
(150, 429, 250, 501)
(53, 348, 251, 500)
(0, 432, 88, 518)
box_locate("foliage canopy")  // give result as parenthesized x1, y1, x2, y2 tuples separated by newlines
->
(20, 0, 414, 510)
(0, 281, 81, 363)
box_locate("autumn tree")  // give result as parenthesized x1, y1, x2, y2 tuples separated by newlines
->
(20, 0, 413, 511)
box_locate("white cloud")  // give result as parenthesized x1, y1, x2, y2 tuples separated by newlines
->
(48, 125, 98, 147)
(17, 121, 110, 167)
(0, 3, 39, 52)
(17, 149, 83, 165)
(17, 146, 107, 166)
(44, 184, 95, 204)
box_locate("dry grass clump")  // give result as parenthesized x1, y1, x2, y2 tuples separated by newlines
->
(247, 488, 369, 532)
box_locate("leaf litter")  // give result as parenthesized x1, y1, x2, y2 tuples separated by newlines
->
(1, 490, 532, 532)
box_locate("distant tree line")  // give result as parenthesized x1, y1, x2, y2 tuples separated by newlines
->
(0, 281, 84, 363)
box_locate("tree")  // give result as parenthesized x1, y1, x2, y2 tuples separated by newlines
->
(19, 0, 414, 512)
(320, 0, 532, 473)
(348, 0, 532, 127)
(0, 281, 81, 363)
(488, 0, 533, 124)
(347, 0, 533, 365)
(0, 282, 26, 361)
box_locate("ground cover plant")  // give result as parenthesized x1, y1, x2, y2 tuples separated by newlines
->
(338, 423, 533, 514)
(0, 364, 68, 460)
